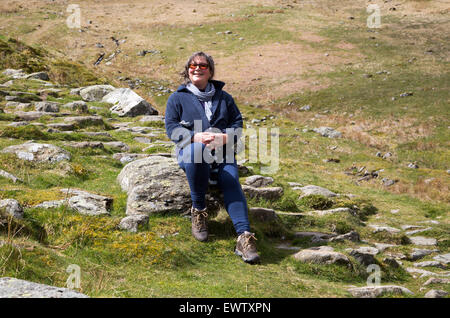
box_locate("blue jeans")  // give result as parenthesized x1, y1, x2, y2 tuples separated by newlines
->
(177, 142, 250, 235)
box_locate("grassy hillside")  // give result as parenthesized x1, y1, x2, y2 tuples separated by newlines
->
(0, 0, 448, 298)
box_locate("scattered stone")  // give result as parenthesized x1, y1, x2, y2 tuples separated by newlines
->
(24, 72, 50, 81)
(312, 127, 342, 138)
(244, 175, 274, 187)
(70, 87, 85, 96)
(409, 248, 439, 261)
(139, 115, 164, 122)
(306, 207, 351, 216)
(104, 141, 130, 152)
(81, 132, 113, 138)
(47, 123, 75, 131)
(382, 178, 397, 187)
(293, 246, 351, 266)
(66, 141, 104, 149)
(63, 101, 88, 113)
(1, 142, 71, 163)
(287, 182, 303, 187)
(297, 185, 336, 198)
(348, 247, 379, 266)
(134, 137, 152, 144)
(423, 278, 450, 286)
(400, 92, 413, 97)
(383, 257, 402, 268)
(60, 188, 112, 216)
(0, 199, 24, 219)
(382, 152, 392, 159)
(299, 105, 311, 111)
(407, 162, 419, 169)
(118, 214, 149, 232)
(424, 290, 448, 298)
(6, 102, 31, 110)
(347, 285, 413, 298)
(433, 253, 450, 265)
(14, 111, 60, 121)
(0, 277, 88, 298)
(241, 185, 283, 201)
(35, 200, 65, 209)
(328, 231, 360, 243)
(414, 261, 447, 270)
(112, 153, 149, 164)
(406, 267, 450, 278)
(294, 231, 335, 243)
(368, 224, 401, 234)
(374, 243, 396, 252)
(103, 88, 158, 117)
(2, 69, 26, 78)
(64, 115, 104, 127)
(405, 227, 432, 236)
(0, 169, 22, 183)
(80, 85, 115, 101)
(408, 236, 438, 246)
(248, 207, 278, 222)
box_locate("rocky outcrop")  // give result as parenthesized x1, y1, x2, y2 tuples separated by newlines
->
(241, 185, 283, 200)
(0, 277, 88, 298)
(244, 175, 274, 187)
(60, 189, 112, 216)
(0, 199, 24, 219)
(117, 156, 192, 215)
(103, 88, 158, 117)
(293, 246, 350, 266)
(79, 85, 115, 102)
(118, 214, 149, 232)
(34, 101, 60, 112)
(347, 285, 413, 298)
(297, 185, 337, 198)
(1, 142, 71, 163)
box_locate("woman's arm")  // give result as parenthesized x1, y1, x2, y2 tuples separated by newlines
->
(165, 94, 195, 149)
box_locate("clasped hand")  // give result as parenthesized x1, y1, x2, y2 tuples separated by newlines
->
(192, 132, 228, 150)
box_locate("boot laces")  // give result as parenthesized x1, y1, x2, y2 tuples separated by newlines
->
(193, 210, 208, 230)
(242, 232, 257, 252)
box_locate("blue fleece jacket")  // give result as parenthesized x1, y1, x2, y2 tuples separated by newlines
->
(165, 80, 243, 152)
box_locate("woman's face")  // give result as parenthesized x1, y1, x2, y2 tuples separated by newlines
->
(188, 55, 211, 90)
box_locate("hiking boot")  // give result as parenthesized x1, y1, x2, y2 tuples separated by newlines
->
(235, 231, 260, 264)
(191, 206, 208, 242)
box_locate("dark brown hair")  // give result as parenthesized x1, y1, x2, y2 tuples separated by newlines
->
(180, 51, 215, 85)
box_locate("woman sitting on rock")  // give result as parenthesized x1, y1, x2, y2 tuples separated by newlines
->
(165, 51, 260, 264)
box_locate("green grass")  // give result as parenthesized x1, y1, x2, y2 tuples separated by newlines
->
(0, 1, 449, 298)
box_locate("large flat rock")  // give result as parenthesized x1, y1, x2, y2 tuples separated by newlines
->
(0, 277, 88, 298)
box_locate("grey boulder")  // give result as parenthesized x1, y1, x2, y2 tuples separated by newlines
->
(117, 156, 191, 215)
(80, 85, 115, 101)
(60, 189, 112, 216)
(297, 185, 337, 198)
(1, 142, 71, 163)
(118, 214, 149, 232)
(103, 88, 158, 117)
(347, 285, 413, 298)
(0, 277, 88, 298)
(245, 175, 274, 187)
(293, 246, 350, 266)
(0, 199, 24, 219)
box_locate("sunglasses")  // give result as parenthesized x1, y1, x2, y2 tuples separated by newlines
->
(188, 63, 209, 70)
